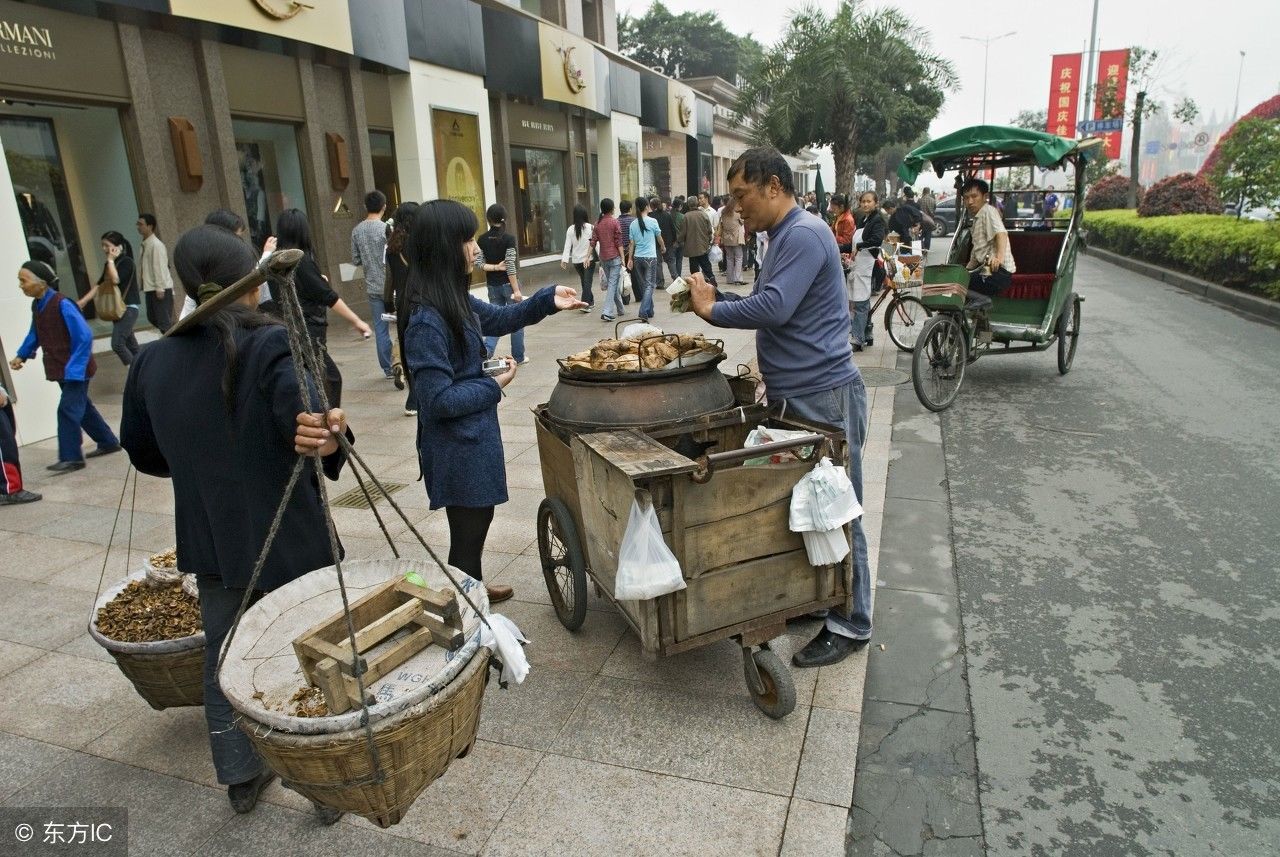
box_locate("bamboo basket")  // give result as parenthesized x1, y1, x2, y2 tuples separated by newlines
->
(89, 569, 205, 711)
(219, 558, 493, 828)
(236, 649, 488, 827)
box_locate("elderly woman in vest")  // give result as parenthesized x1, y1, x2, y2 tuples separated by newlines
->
(9, 260, 120, 472)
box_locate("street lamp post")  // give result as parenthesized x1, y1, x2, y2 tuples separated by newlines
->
(1232, 51, 1246, 120)
(960, 31, 1016, 124)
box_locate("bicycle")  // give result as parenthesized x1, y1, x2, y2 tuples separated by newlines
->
(866, 254, 932, 353)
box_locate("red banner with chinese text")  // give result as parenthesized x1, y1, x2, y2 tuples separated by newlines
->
(1046, 53, 1082, 138)
(1093, 48, 1130, 158)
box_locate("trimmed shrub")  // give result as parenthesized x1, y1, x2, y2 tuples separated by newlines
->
(1084, 209, 1280, 299)
(1200, 94, 1280, 179)
(1138, 172, 1222, 217)
(1086, 174, 1141, 211)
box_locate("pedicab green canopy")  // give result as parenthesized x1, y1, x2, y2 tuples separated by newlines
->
(897, 125, 1100, 184)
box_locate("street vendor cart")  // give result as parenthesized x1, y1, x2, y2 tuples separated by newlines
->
(532, 331, 852, 718)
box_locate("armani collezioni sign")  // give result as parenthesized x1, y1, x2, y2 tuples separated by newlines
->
(0, 20, 55, 60)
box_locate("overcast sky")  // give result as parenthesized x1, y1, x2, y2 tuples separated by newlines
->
(617, 0, 1280, 185)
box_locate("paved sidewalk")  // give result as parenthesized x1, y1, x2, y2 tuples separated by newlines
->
(0, 270, 897, 856)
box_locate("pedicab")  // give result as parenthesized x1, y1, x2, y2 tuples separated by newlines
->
(531, 331, 853, 718)
(896, 126, 1100, 411)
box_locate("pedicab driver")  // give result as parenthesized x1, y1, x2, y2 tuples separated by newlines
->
(687, 147, 872, 668)
(961, 177, 1016, 314)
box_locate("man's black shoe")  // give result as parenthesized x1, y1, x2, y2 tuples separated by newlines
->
(46, 460, 85, 474)
(792, 628, 868, 668)
(0, 490, 42, 505)
(228, 771, 276, 814)
(85, 445, 122, 459)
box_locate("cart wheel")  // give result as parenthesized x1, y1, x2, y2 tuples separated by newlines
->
(911, 313, 968, 412)
(1056, 294, 1080, 375)
(743, 649, 796, 719)
(885, 295, 932, 352)
(537, 498, 588, 631)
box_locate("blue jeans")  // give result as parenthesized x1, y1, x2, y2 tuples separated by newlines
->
(196, 576, 264, 785)
(635, 256, 658, 319)
(368, 294, 393, 376)
(56, 380, 118, 464)
(850, 299, 870, 345)
(601, 256, 624, 319)
(664, 243, 682, 281)
(112, 306, 140, 366)
(775, 378, 872, 640)
(483, 284, 525, 362)
(573, 261, 595, 306)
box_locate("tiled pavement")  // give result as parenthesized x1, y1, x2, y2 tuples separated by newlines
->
(0, 263, 905, 856)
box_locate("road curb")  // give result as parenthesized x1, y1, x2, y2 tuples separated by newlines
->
(1083, 246, 1280, 327)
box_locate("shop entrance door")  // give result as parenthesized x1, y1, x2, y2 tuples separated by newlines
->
(510, 146, 566, 258)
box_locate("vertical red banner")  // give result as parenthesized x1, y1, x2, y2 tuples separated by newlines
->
(1093, 48, 1130, 158)
(1047, 53, 1083, 138)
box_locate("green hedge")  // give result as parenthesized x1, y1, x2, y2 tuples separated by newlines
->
(1083, 209, 1280, 300)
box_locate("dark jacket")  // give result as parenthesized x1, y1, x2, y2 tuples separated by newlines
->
(269, 254, 338, 334)
(653, 209, 677, 247)
(889, 202, 922, 240)
(855, 211, 887, 254)
(404, 287, 559, 509)
(120, 322, 349, 591)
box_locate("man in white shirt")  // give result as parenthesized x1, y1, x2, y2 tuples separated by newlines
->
(136, 213, 175, 333)
(699, 192, 720, 232)
(960, 178, 1016, 312)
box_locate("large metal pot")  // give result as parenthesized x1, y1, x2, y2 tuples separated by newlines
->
(545, 354, 736, 430)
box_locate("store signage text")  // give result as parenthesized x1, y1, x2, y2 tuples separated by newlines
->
(521, 119, 556, 133)
(0, 19, 55, 61)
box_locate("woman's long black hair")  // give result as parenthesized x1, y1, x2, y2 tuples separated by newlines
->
(274, 209, 315, 258)
(173, 224, 280, 410)
(402, 199, 479, 347)
(572, 204, 589, 240)
(633, 197, 650, 234)
(387, 201, 419, 257)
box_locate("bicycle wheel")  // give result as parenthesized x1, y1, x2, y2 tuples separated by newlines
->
(1056, 294, 1081, 375)
(885, 295, 932, 353)
(911, 314, 968, 412)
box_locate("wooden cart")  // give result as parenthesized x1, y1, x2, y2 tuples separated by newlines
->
(533, 402, 851, 718)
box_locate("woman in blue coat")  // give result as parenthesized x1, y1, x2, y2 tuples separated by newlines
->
(400, 200, 585, 603)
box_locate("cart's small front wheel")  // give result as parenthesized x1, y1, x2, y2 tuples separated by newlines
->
(744, 648, 796, 719)
(537, 498, 588, 631)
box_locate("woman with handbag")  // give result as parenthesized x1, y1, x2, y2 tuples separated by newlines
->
(77, 231, 141, 365)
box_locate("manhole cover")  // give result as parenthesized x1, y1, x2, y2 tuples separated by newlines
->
(859, 367, 910, 387)
(330, 481, 407, 509)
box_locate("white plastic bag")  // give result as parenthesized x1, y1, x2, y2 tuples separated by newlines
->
(614, 494, 686, 601)
(480, 613, 530, 685)
(744, 425, 816, 466)
(708, 244, 723, 266)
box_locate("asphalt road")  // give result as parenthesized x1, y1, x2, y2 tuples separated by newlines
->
(939, 252, 1280, 855)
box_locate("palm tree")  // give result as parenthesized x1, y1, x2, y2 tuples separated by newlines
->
(735, 1, 956, 195)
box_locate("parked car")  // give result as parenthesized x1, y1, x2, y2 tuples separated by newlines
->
(932, 198, 957, 236)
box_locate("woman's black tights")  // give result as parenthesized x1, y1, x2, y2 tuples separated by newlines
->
(445, 505, 495, 581)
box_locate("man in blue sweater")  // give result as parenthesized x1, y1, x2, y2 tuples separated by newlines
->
(689, 147, 872, 667)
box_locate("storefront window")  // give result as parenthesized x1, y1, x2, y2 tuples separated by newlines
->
(2, 105, 140, 333)
(590, 153, 599, 209)
(232, 118, 308, 252)
(511, 147, 566, 257)
(699, 152, 713, 195)
(644, 157, 670, 199)
(431, 110, 486, 232)
(619, 140, 640, 203)
(368, 130, 399, 211)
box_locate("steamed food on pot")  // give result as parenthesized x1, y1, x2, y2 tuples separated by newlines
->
(563, 329, 721, 373)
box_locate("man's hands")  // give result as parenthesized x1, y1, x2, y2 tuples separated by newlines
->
(9, 357, 24, 371)
(295, 408, 346, 456)
(687, 272, 716, 321)
(552, 285, 588, 311)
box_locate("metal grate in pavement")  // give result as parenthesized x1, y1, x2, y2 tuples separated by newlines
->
(860, 367, 911, 387)
(330, 481, 407, 509)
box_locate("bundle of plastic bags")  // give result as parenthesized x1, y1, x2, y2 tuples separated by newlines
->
(789, 457, 863, 565)
(743, 425, 816, 466)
